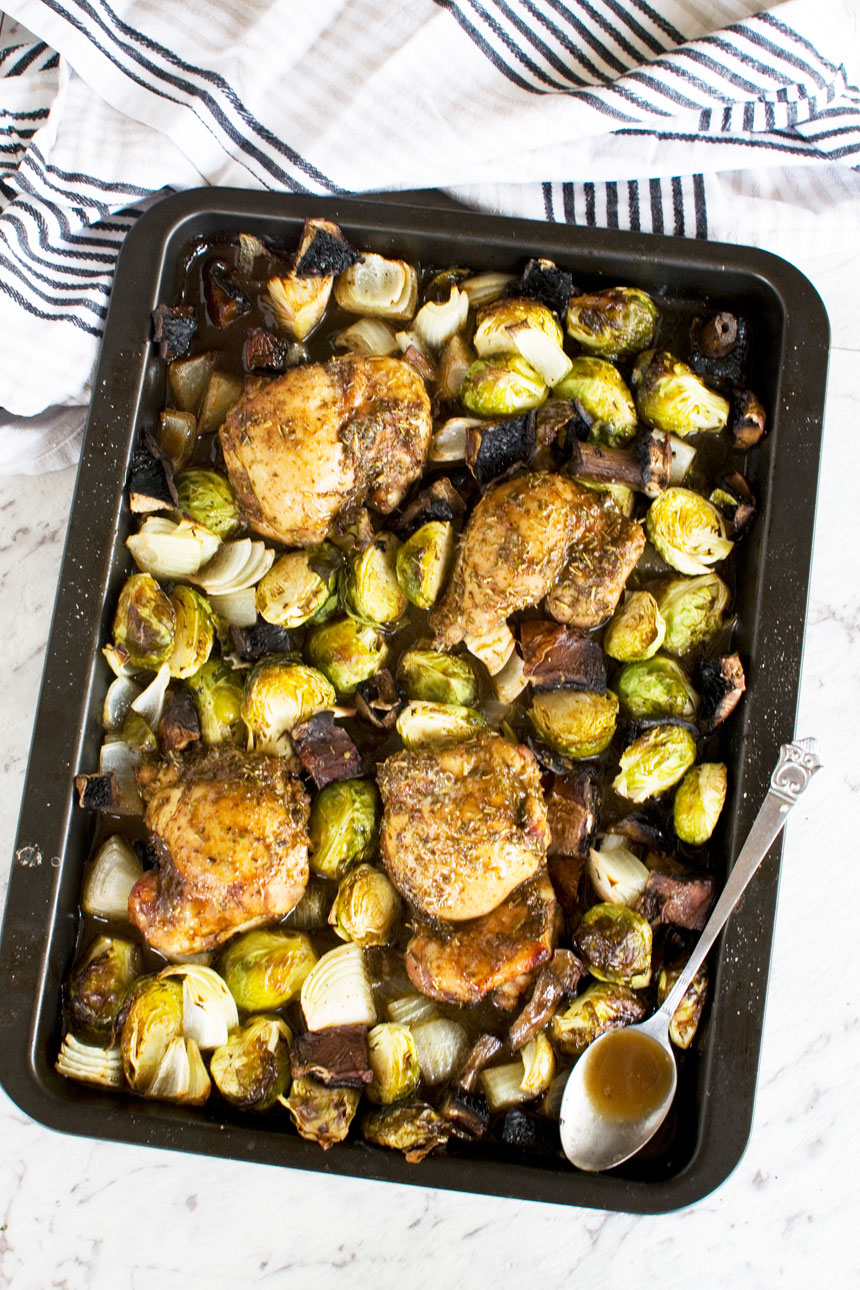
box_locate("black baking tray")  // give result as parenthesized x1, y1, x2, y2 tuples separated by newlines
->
(0, 189, 828, 1212)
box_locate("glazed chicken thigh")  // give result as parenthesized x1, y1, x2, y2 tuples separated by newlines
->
(220, 355, 432, 546)
(129, 746, 310, 956)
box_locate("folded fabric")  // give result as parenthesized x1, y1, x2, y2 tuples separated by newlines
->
(1, 0, 858, 472)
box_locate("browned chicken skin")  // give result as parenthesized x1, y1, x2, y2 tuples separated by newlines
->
(547, 494, 646, 627)
(405, 869, 561, 1009)
(430, 472, 643, 649)
(129, 746, 310, 956)
(377, 733, 549, 923)
(220, 355, 432, 546)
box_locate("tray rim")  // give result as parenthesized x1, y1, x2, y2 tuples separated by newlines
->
(0, 187, 830, 1214)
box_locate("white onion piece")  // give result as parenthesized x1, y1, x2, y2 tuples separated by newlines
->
(464, 622, 516, 676)
(395, 327, 428, 357)
(283, 881, 334, 931)
(512, 327, 573, 388)
(461, 272, 515, 308)
(102, 675, 141, 733)
(491, 649, 528, 704)
(542, 1071, 568, 1120)
(410, 1017, 468, 1086)
(414, 287, 470, 350)
(131, 663, 170, 729)
(127, 517, 220, 580)
(587, 835, 650, 907)
(208, 587, 258, 627)
(160, 964, 239, 1050)
(387, 994, 439, 1027)
(147, 1037, 210, 1104)
(102, 645, 139, 679)
(334, 317, 399, 356)
(301, 943, 376, 1031)
(428, 417, 480, 463)
(191, 539, 275, 594)
(652, 430, 697, 484)
(481, 1059, 530, 1112)
(56, 1035, 124, 1088)
(334, 254, 418, 321)
(82, 835, 143, 919)
(98, 740, 142, 814)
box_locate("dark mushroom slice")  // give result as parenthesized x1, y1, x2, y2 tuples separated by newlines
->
(566, 433, 673, 499)
(354, 669, 402, 729)
(689, 312, 748, 386)
(545, 771, 598, 859)
(289, 1025, 372, 1088)
(438, 1087, 491, 1138)
(127, 433, 178, 514)
(294, 219, 362, 278)
(456, 1033, 504, 1093)
(243, 327, 309, 373)
(229, 620, 292, 663)
(203, 258, 250, 328)
(291, 710, 367, 788)
(520, 621, 607, 693)
(547, 853, 586, 910)
(710, 471, 756, 539)
(501, 1108, 565, 1157)
(731, 387, 767, 448)
(401, 343, 436, 384)
(151, 303, 197, 360)
(465, 414, 537, 489)
(697, 652, 746, 733)
(608, 813, 672, 854)
(75, 772, 120, 811)
(635, 868, 718, 930)
(394, 477, 467, 538)
(157, 688, 201, 755)
(508, 950, 586, 1051)
(505, 257, 574, 320)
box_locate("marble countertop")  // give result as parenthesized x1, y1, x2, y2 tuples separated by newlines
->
(2, 242, 859, 1290)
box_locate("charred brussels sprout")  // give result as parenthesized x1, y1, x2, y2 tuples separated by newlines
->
(67, 936, 141, 1037)
(256, 545, 340, 628)
(306, 617, 388, 695)
(654, 574, 731, 656)
(632, 350, 730, 436)
(566, 287, 658, 360)
(460, 354, 547, 417)
(309, 778, 379, 879)
(367, 1023, 421, 1104)
(241, 657, 335, 755)
(168, 585, 215, 678)
(529, 689, 618, 759)
(396, 700, 488, 750)
(473, 297, 570, 386)
(554, 357, 638, 447)
(551, 981, 647, 1056)
(344, 534, 407, 625)
(646, 488, 733, 576)
(281, 1077, 361, 1148)
(175, 469, 243, 539)
(112, 573, 175, 670)
(613, 724, 698, 802)
(615, 655, 699, 719)
(673, 762, 727, 844)
(120, 976, 184, 1093)
(396, 649, 478, 707)
(575, 902, 652, 988)
(220, 930, 317, 1011)
(657, 963, 708, 1049)
(361, 1101, 455, 1162)
(209, 1016, 292, 1109)
(602, 591, 666, 663)
(329, 863, 400, 946)
(185, 658, 245, 744)
(396, 522, 454, 609)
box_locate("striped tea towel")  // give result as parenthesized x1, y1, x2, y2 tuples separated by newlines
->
(1, 0, 859, 472)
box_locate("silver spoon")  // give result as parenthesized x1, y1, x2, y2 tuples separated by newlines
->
(559, 737, 822, 1172)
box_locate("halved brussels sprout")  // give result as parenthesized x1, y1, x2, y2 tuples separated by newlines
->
(528, 689, 618, 758)
(281, 1077, 361, 1148)
(168, 585, 215, 678)
(460, 354, 547, 417)
(632, 349, 730, 436)
(361, 1102, 454, 1162)
(67, 935, 141, 1037)
(574, 902, 652, 988)
(654, 574, 731, 656)
(185, 658, 246, 744)
(474, 297, 563, 357)
(602, 591, 666, 663)
(657, 962, 708, 1049)
(329, 863, 400, 947)
(120, 976, 185, 1093)
(175, 469, 243, 539)
(646, 488, 733, 576)
(566, 287, 658, 359)
(241, 657, 335, 755)
(673, 762, 727, 844)
(220, 930, 318, 1011)
(344, 535, 407, 625)
(309, 778, 379, 879)
(112, 573, 176, 670)
(615, 654, 699, 719)
(550, 981, 646, 1056)
(306, 617, 388, 695)
(267, 272, 333, 341)
(210, 1015, 292, 1110)
(396, 649, 478, 707)
(613, 724, 698, 802)
(554, 356, 638, 447)
(256, 544, 340, 628)
(395, 521, 454, 609)
(395, 700, 487, 750)
(367, 1023, 421, 1104)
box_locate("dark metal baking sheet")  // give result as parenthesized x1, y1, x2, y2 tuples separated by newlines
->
(0, 189, 829, 1212)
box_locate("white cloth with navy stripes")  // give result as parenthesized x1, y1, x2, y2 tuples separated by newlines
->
(1, 0, 858, 472)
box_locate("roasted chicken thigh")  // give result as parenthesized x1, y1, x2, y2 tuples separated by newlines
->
(220, 355, 432, 546)
(377, 733, 549, 922)
(129, 746, 310, 956)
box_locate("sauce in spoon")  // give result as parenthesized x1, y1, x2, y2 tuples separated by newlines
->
(583, 1028, 675, 1123)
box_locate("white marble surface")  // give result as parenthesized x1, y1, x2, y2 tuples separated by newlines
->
(2, 266, 860, 1290)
